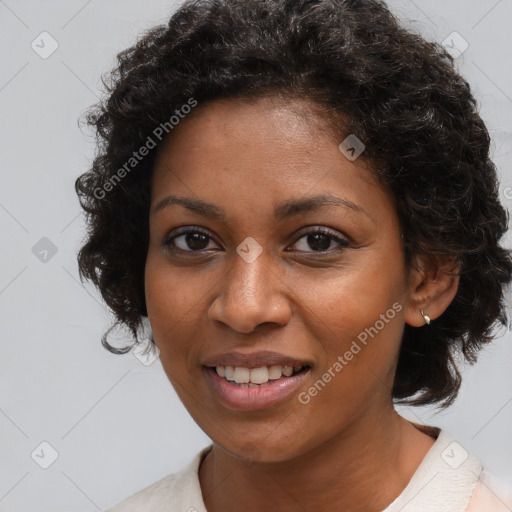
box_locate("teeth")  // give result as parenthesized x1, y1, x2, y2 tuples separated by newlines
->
(268, 365, 282, 380)
(233, 367, 250, 384)
(225, 366, 234, 380)
(215, 364, 304, 384)
(249, 366, 269, 384)
(282, 366, 293, 377)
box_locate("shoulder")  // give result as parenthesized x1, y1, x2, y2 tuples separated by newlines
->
(106, 473, 179, 512)
(383, 425, 510, 512)
(465, 470, 512, 512)
(105, 445, 212, 512)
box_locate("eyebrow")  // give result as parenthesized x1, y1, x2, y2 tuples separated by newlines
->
(153, 193, 367, 220)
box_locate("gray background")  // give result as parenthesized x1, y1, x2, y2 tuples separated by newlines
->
(1, 0, 511, 510)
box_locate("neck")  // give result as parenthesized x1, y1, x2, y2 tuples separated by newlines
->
(199, 409, 436, 512)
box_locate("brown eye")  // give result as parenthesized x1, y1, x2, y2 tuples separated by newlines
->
(289, 227, 350, 253)
(164, 228, 219, 253)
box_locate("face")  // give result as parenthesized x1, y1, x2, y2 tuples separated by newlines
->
(145, 96, 414, 462)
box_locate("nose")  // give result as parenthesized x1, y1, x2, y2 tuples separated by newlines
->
(208, 247, 292, 335)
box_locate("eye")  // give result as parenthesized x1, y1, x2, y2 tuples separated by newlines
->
(164, 227, 220, 253)
(163, 226, 350, 255)
(288, 226, 350, 253)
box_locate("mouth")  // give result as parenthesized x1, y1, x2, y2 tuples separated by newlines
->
(209, 364, 310, 386)
(203, 363, 312, 411)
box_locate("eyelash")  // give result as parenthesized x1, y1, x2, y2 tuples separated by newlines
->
(163, 226, 351, 256)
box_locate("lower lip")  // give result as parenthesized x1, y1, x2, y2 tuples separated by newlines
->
(203, 367, 311, 411)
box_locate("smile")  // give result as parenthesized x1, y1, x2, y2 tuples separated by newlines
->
(203, 365, 311, 411)
(215, 364, 307, 385)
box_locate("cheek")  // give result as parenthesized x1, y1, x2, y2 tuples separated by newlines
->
(294, 255, 406, 384)
(300, 258, 405, 335)
(144, 255, 202, 360)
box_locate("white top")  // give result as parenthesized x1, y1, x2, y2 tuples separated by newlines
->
(106, 428, 511, 512)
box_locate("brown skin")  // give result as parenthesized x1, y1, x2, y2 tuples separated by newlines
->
(144, 96, 460, 512)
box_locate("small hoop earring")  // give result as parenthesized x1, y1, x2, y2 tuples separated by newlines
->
(421, 310, 431, 325)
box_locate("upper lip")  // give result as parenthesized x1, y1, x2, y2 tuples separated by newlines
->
(201, 350, 312, 369)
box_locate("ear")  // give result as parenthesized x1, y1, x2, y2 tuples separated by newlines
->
(404, 254, 461, 327)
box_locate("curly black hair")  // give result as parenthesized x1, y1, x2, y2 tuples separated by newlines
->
(75, 0, 512, 408)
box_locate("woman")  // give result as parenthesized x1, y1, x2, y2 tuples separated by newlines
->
(75, 0, 512, 510)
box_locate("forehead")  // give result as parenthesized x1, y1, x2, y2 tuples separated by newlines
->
(155, 95, 336, 164)
(151, 96, 391, 222)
